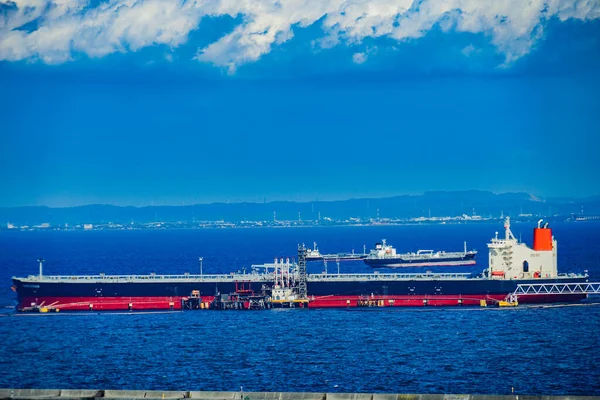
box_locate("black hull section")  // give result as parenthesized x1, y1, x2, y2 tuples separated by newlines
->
(12, 276, 588, 300)
(12, 280, 259, 299)
(306, 277, 584, 297)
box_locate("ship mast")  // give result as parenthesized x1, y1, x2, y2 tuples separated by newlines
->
(504, 217, 516, 242)
(38, 258, 44, 279)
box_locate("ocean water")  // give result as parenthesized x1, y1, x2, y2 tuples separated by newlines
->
(0, 222, 599, 395)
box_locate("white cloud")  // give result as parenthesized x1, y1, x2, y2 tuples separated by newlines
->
(461, 44, 477, 57)
(0, 0, 206, 62)
(352, 52, 367, 64)
(1, 0, 599, 70)
(352, 45, 377, 64)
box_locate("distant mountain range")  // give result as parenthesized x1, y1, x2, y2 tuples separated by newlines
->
(1, 191, 599, 226)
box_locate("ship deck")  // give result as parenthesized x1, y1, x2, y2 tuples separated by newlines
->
(14, 271, 475, 283)
(13, 272, 586, 284)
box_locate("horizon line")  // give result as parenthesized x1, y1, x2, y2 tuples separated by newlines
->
(2, 190, 599, 209)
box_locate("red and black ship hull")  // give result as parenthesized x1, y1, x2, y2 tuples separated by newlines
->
(12, 276, 588, 311)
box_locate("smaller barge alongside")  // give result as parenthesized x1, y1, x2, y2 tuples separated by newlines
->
(11, 219, 595, 311)
(363, 240, 477, 268)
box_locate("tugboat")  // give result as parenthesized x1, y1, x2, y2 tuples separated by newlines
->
(364, 240, 477, 268)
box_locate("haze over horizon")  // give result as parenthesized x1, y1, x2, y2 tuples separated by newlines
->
(1, 0, 599, 208)
(0, 190, 597, 209)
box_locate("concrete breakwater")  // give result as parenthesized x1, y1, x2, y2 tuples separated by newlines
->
(0, 390, 595, 400)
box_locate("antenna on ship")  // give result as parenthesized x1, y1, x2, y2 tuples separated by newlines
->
(199, 257, 203, 276)
(38, 258, 44, 279)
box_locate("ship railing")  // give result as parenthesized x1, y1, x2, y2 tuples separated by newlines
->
(505, 281, 600, 303)
(307, 272, 472, 281)
(18, 273, 276, 283)
(557, 273, 589, 278)
(487, 238, 516, 247)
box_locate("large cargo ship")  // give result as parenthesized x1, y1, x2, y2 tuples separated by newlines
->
(364, 240, 477, 267)
(11, 218, 590, 311)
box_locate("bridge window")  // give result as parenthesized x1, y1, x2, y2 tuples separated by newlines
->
(523, 260, 529, 272)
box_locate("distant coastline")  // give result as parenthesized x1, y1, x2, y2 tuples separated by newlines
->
(1, 190, 599, 229)
(2, 214, 599, 232)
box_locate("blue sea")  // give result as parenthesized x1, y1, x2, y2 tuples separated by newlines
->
(1, 222, 599, 395)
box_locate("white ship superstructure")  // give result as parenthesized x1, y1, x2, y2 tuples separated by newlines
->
(488, 217, 557, 280)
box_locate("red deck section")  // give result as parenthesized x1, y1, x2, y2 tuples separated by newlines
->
(19, 293, 586, 311)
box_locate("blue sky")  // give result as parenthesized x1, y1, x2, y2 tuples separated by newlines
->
(1, 0, 600, 207)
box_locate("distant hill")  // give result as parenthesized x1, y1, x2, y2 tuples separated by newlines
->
(0, 190, 598, 226)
